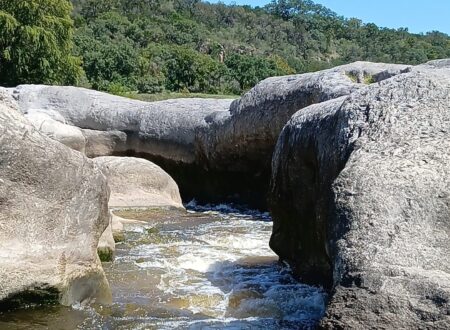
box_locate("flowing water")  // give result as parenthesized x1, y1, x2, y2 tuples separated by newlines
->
(0, 203, 326, 329)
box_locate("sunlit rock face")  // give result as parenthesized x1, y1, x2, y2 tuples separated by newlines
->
(194, 61, 408, 207)
(0, 90, 111, 307)
(93, 156, 184, 210)
(93, 156, 184, 262)
(196, 61, 408, 174)
(9, 85, 232, 164)
(8, 61, 408, 208)
(7, 84, 236, 205)
(269, 66, 450, 328)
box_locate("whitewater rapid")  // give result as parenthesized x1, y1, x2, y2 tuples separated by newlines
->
(0, 203, 326, 329)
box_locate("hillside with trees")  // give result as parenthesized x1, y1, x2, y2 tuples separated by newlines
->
(2, 0, 450, 96)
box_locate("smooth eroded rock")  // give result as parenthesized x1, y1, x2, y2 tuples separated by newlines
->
(93, 156, 184, 210)
(97, 218, 115, 262)
(10, 85, 232, 164)
(197, 61, 409, 173)
(0, 91, 112, 307)
(111, 212, 125, 242)
(25, 112, 87, 153)
(9, 62, 408, 208)
(194, 62, 408, 207)
(269, 67, 450, 328)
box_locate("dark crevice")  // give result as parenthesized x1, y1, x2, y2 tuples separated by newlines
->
(0, 287, 59, 312)
(112, 150, 271, 211)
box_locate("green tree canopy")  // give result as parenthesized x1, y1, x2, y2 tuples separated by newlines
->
(0, 0, 81, 86)
(1, 0, 449, 94)
(225, 54, 294, 91)
(69, 0, 450, 96)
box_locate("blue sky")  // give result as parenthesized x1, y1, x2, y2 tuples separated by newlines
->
(207, 0, 450, 35)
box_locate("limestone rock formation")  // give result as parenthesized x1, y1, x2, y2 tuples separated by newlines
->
(2, 59, 449, 326)
(8, 62, 408, 207)
(197, 61, 409, 173)
(9, 85, 232, 163)
(419, 58, 450, 69)
(0, 91, 111, 307)
(83, 129, 127, 158)
(111, 212, 125, 242)
(93, 156, 184, 210)
(269, 67, 450, 328)
(25, 112, 87, 153)
(195, 61, 408, 206)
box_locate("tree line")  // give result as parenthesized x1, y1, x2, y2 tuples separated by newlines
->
(1, 0, 449, 95)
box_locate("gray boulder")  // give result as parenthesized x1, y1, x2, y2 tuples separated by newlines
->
(269, 68, 450, 328)
(93, 156, 184, 210)
(419, 58, 450, 69)
(9, 86, 234, 204)
(19, 106, 127, 157)
(195, 62, 408, 206)
(0, 90, 112, 307)
(97, 217, 115, 262)
(25, 112, 87, 153)
(110, 212, 125, 242)
(197, 61, 409, 173)
(8, 62, 408, 208)
(82, 129, 127, 158)
(10, 85, 232, 164)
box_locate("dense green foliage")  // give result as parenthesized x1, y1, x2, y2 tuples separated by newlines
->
(70, 0, 450, 94)
(0, 0, 81, 86)
(2, 0, 450, 93)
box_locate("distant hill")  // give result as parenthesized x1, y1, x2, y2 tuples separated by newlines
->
(71, 0, 450, 95)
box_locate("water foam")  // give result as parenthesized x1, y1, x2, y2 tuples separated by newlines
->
(64, 204, 327, 329)
(124, 203, 327, 327)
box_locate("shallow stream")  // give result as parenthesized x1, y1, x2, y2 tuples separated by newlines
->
(0, 204, 326, 329)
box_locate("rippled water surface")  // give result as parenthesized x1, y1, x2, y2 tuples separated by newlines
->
(0, 204, 326, 329)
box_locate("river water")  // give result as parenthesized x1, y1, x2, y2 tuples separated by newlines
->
(0, 204, 326, 329)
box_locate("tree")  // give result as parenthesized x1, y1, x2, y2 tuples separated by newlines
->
(77, 37, 140, 91)
(0, 0, 81, 86)
(225, 53, 292, 91)
(267, 0, 336, 20)
(70, 0, 450, 95)
(163, 46, 223, 92)
(79, 0, 119, 21)
(174, 0, 200, 16)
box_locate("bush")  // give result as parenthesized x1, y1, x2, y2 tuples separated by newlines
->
(106, 82, 133, 96)
(137, 76, 164, 94)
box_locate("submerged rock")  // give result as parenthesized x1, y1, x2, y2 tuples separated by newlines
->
(0, 91, 111, 307)
(269, 67, 450, 328)
(93, 156, 184, 210)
